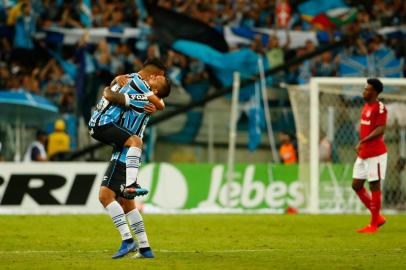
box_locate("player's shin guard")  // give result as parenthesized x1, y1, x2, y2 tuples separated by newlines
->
(356, 187, 371, 211)
(106, 201, 133, 240)
(370, 190, 382, 227)
(126, 147, 142, 187)
(126, 209, 150, 248)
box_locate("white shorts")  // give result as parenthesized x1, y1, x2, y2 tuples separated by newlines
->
(352, 153, 387, 182)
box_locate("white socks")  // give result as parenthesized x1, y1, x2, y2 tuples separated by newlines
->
(126, 209, 150, 248)
(126, 147, 142, 187)
(106, 201, 132, 241)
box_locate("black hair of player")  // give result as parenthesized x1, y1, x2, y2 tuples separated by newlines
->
(143, 58, 167, 73)
(36, 130, 47, 139)
(367, 78, 383, 94)
(156, 77, 171, 99)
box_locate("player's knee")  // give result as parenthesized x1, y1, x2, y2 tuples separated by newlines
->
(124, 136, 143, 148)
(120, 199, 135, 214)
(352, 181, 362, 192)
(99, 190, 115, 208)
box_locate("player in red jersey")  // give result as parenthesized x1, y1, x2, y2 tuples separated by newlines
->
(352, 78, 387, 233)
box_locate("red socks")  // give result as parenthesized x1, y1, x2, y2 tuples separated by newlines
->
(356, 187, 371, 210)
(370, 190, 382, 227)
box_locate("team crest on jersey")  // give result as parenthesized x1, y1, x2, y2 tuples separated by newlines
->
(129, 94, 148, 101)
(366, 110, 371, 117)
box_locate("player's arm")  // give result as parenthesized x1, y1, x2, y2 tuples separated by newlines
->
(104, 85, 162, 113)
(114, 75, 130, 86)
(103, 86, 126, 106)
(360, 125, 386, 143)
(355, 125, 386, 153)
(146, 94, 165, 110)
(144, 100, 165, 113)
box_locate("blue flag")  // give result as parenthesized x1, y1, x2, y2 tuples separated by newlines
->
(172, 39, 269, 100)
(340, 48, 403, 78)
(298, 0, 347, 17)
(248, 84, 265, 151)
(80, 0, 92, 28)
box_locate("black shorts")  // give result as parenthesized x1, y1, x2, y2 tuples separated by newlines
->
(89, 122, 131, 148)
(101, 160, 126, 197)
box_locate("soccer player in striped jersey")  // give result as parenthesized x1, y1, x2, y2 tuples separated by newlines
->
(352, 78, 387, 233)
(89, 59, 166, 195)
(88, 59, 169, 259)
(98, 75, 170, 259)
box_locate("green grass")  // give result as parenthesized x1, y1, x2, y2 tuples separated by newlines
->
(0, 214, 406, 270)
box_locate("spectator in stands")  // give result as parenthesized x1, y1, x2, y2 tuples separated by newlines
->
(91, 2, 104, 27)
(59, 82, 76, 113)
(47, 119, 70, 160)
(313, 51, 337, 77)
(251, 34, 265, 55)
(278, 131, 297, 164)
(58, 2, 82, 28)
(0, 61, 10, 89)
(266, 31, 290, 84)
(183, 58, 208, 85)
(12, 2, 37, 68)
(21, 67, 40, 94)
(319, 131, 332, 162)
(135, 16, 153, 61)
(166, 49, 187, 87)
(23, 129, 47, 162)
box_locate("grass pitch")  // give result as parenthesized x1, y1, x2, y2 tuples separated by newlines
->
(0, 214, 406, 270)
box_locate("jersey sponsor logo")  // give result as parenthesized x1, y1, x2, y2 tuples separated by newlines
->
(129, 94, 148, 101)
(361, 119, 371, 125)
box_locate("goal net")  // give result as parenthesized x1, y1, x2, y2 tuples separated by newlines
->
(287, 77, 406, 213)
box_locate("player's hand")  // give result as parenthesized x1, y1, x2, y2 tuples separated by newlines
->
(144, 103, 157, 114)
(355, 142, 361, 153)
(115, 75, 130, 86)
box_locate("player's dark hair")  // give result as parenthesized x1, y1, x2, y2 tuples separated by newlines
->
(36, 130, 46, 138)
(157, 77, 171, 98)
(143, 58, 167, 73)
(367, 78, 383, 94)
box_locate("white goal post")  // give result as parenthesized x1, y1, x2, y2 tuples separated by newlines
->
(289, 77, 406, 214)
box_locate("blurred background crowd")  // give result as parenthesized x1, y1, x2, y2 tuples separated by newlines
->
(0, 0, 405, 162)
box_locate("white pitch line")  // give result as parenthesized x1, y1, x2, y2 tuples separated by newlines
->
(0, 249, 275, 255)
(0, 248, 404, 255)
(157, 249, 275, 253)
(0, 250, 110, 254)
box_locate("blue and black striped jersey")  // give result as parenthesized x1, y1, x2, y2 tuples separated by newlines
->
(88, 73, 153, 127)
(117, 94, 150, 139)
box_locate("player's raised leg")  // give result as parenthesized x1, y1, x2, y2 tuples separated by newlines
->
(123, 135, 148, 198)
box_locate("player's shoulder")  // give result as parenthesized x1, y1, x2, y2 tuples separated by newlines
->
(373, 100, 386, 114)
(130, 74, 150, 91)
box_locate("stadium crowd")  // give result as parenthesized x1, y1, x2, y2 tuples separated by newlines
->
(0, 0, 405, 160)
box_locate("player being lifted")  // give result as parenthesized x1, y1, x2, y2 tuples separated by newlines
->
(352, 78, 387, 233)
(89, 59, 166, 197)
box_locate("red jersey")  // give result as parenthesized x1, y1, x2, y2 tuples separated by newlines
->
(358, 100, 387, 159)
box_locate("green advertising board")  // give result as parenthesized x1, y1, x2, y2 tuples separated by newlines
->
(137, 163, 358, 212)
(139, 163, 297, 211)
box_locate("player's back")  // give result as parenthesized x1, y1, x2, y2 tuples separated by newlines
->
(89, 74, 151, 128)
(118, 94, 150, 139)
